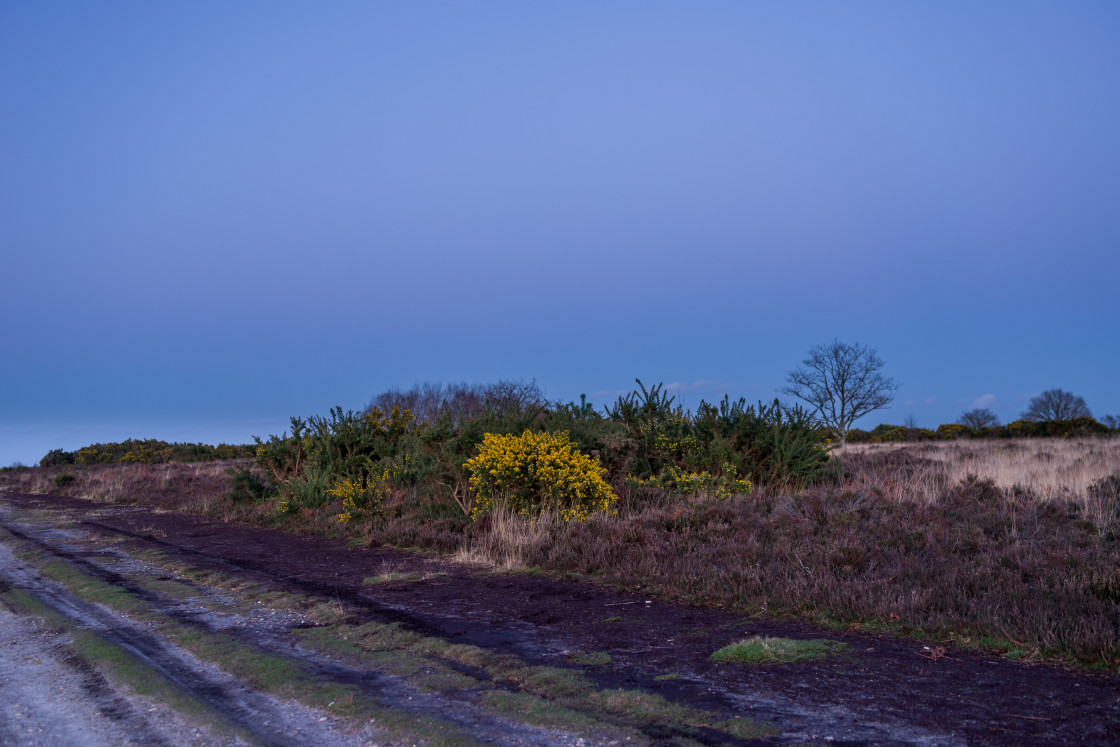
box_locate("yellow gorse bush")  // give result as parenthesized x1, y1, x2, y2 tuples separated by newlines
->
(465, 430, 617, 522)
(329, 473, 389, 524)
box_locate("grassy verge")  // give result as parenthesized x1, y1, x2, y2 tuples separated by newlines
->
(294, 619, 781, 742)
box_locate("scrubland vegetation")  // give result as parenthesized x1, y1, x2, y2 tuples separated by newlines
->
(38, 439, 254, 466)
(248, 379, 829, 524)
(3, 379, 1119, 668)
(849, 417, 1111, 443)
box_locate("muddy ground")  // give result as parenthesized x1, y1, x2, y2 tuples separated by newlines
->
(0, 490, 1117, 746)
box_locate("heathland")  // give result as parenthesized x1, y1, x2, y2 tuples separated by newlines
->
(4, 380, 1119, 668)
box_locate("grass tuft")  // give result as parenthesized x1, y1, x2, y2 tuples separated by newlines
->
(569, 651, 612, 666)
(711, 636, 848, 664)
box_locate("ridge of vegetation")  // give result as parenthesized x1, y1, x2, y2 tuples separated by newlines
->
(37, 439, 254, 467)
(2, 379, 1118, 669)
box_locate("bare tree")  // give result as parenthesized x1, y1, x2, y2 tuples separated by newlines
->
(960, 408, 1000, 429)
(482, 378, 547, 417)
(1102, 414, 1120, 431)
(366, 379, 546, 425)
(367, 381, 479, 423)
(781, 340, 899, 447)
(1021, 389, 1091, 421)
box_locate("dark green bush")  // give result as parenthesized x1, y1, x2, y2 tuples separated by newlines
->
(689, 396, 832, 489)
(227, 466, 274, 504)
(40, 440, 254, 467)
(844, 428, 870, 443)
(599, 381, 832, 490)
(860, 418, 1119, 442)
(52, 471, 76, 488)
(936, 423, 970, 439)
(1041, 417, 1111, 438)
(869, 425, 908, 443)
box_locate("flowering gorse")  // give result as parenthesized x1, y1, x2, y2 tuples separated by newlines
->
(627, 463, 751, 500)
(329, 473, 389, 524)
(364, 406, 416, 441)
(465, 430, 617, 522)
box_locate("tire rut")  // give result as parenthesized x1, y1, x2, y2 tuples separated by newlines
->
(0, 535, 333, 746)
(0, 509, 629, 746)
(77, 517, 956, 745)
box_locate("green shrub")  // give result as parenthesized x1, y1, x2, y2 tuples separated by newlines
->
(255, 406, 430, 517)
(604, 379, 684, 478)
(40, 449, 75, 467)
(40, 440, 253, 467)
(605, 382, 832, 491)
(52, 471, 76, 488)
(40, 439, 254, 468)
(1044, 417, 1110, 438)
(1004, 419, 1041, 438)
(870, 425, 908, 443)
(329, 474, 389, 523)
(688, 396, 831, 489)
(627, 465, 750, 499)
(227, 466, 273, 504)
(844, 428, 871, 443)
(280, 469, 333, 514)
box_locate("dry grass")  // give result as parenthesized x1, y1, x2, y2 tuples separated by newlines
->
(0, 461, 250, 511)
(453, 507, 559, 570)
(843, 437, 1120, 500)
(842, 438, 1120, 528)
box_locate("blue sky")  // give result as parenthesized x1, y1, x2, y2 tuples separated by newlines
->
(2, 2, 1118, 465)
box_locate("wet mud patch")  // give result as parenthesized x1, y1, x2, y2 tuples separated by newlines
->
(2, 491, 1120, 745)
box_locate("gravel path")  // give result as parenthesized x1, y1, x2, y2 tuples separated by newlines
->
(0, 525, 387, 746)
(0, 604, 151, 746)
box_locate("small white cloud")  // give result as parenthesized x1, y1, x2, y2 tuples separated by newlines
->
(924, 397, 935, 405)
(973, 393, 995, 409)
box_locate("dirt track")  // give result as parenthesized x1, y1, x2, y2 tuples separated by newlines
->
(1, 490, 1118, 746)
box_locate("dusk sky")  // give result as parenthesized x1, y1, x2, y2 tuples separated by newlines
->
(3, 2, 1118, 466)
